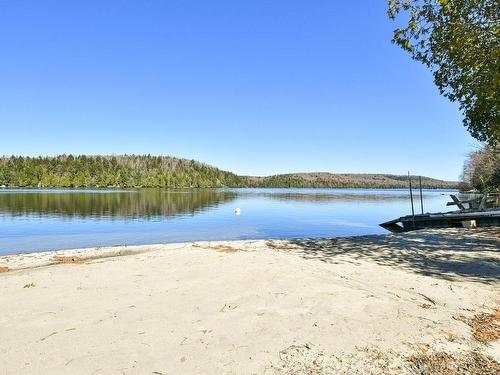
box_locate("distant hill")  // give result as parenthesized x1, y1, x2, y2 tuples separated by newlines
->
(246, 172, 458, 189)
(0, 155, 458, 189)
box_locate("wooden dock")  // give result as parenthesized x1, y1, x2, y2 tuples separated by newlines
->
(380, 209, 500, 233)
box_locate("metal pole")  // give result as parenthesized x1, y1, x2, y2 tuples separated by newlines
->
(408, 172, 416, 229)
(419, 175, 424, 214)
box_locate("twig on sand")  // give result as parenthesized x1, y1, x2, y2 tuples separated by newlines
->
(219, 303, 238, 312)
(418, 293, 436, 306)
(39, 331, 57, 342)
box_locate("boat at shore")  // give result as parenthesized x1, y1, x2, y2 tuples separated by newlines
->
(380, 193, 500, 233)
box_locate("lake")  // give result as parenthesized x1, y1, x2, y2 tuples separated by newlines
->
(0, 188, 457, 255)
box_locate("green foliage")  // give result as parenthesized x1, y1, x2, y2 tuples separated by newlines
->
(0, 155, 245, 188)
(0, 155, 457, 189)
(388, 0, 499, 143)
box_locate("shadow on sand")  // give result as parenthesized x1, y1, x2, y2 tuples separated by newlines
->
(276, 228, 500, 284)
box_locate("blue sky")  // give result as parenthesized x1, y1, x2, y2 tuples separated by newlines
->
(0, 1, 479, 180)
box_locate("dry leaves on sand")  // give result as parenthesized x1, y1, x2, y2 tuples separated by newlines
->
(468, 310, 500, 343)
(192, 243, 240, 253)
(420, 303, 433, 309)
(213, 245, 239, 253)
(52, 256, 85, 264)
(263, 344, 397, 375)
(264, 344, 500, 375)
(407, 350, 499, 375)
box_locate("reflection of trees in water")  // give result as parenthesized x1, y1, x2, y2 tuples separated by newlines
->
(0, 189, 450, 219)
(0, 189, 236, 219)
(245, 192, 437, 203)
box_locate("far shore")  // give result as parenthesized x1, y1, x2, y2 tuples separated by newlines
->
(1, 228, 499, 374)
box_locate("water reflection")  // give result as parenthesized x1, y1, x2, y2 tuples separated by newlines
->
(0, 189, 237, 219)
(243, 191, 417, 202)
(0, 188, 452, 219)
(0, 188, 457, 255)
(222, 188, 452, 204)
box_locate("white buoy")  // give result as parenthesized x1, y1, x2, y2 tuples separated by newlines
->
(234, 208, 241, 215)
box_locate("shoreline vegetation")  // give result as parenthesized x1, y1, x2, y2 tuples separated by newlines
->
(0, 155, 458, 190)
(1, 228, 498, 374)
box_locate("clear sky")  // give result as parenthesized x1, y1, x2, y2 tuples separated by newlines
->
(0, 1, 480, 180)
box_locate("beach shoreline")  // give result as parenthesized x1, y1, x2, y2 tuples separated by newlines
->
(0, 227, 487, 270)
(1, 228, 499, 374)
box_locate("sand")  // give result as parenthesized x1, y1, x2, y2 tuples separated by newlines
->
(0, 228, 499, 374)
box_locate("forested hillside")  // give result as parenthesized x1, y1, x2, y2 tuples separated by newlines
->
(0, 155, 458, 189)
(0, 155, 245, 188)
(246, 173, 458, 189)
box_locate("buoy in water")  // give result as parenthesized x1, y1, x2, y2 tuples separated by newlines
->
(234, 208, 241, 215)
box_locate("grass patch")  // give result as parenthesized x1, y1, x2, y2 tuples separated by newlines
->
(23, 282, 35, 288)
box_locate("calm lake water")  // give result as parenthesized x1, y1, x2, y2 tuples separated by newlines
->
(0, 188, 457, 255)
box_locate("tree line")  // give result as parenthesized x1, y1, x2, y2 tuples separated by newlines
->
(0, 155, 458, 189)
(0, 155, 245, 188)
(247, 173, 457, 189)
(460, 145, 500, 192)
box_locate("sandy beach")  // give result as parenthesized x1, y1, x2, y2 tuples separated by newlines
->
(1, 228, 499, 374)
